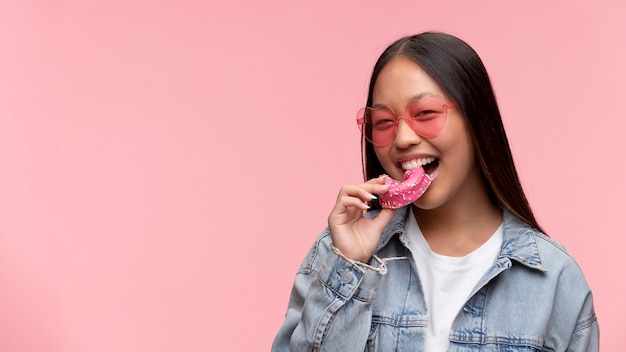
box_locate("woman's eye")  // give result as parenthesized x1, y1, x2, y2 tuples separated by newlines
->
(413, 110, 438, 120)
(373, 119, 395, 130)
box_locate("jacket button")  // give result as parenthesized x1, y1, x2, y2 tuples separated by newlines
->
(340, 272, 353, 284)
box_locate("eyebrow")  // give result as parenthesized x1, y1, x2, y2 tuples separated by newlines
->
(371, 92, 435, 108)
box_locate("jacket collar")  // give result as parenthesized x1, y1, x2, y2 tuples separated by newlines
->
(372, 206, 546, 271)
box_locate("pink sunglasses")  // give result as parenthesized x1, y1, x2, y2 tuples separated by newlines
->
(357, 94, 456, 146)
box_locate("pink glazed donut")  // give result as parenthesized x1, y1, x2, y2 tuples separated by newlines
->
(378, 167, 433, 209)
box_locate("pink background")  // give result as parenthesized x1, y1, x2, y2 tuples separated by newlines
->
(0, 1, 624, 351)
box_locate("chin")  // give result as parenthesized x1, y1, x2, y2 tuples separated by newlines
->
(411, 194, 440, 210)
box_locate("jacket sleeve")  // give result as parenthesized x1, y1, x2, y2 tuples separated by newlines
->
(271, 228, 387, 352)
(566, 290, 600, 352)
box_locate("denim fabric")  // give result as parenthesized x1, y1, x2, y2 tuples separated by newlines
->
(272, 208, 599, 351)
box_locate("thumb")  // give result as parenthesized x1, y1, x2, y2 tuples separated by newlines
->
(373, 208, 398, 230)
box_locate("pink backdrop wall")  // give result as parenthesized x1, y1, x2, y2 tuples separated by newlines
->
(0, 1, 624, 350)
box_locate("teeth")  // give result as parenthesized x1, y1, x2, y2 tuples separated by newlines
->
(401, 157, 435, 170)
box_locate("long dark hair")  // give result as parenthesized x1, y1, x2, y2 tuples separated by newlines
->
(362, 32, 544, 233)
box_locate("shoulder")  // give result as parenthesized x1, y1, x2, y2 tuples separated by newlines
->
(533, 231, 580, 268)
(526, 228, 598, 340)
(532, 231, 592, 294)
(502, 210, 591, 290)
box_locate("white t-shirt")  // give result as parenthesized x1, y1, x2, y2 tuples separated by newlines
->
(403, 210, 503, 352)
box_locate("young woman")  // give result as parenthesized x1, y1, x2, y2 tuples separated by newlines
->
(272, 32, 599, 352)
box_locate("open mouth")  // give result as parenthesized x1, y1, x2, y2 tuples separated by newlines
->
(424, 158, 439, 178)
(401, 157, 439, 179)
(379, 158, 437, 209)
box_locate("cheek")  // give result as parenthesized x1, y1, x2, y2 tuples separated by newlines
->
(448, 114, 473, 148)
(453, 135, 477, 174)
(439, 120, 476, 168)
(373, 146, 388, 164)
(373, 147, 395, 175)
(458, 127, 476, 163)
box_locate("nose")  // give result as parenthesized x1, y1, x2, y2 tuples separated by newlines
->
(393, 118, 421, 148)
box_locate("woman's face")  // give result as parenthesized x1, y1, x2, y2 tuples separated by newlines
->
(372, 55, 482, 210)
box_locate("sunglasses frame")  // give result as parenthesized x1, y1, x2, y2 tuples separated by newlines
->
(356, 95, 456, 147)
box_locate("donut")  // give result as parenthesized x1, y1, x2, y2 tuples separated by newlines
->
(378, 168, 433, 209)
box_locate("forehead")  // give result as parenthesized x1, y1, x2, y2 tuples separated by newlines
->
(372, 56, 445, 109)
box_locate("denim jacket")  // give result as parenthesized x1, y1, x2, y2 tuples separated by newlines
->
(272, 207, 599, 351)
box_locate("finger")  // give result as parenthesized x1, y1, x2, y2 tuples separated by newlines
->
(364, 175, 388, 185)
(335, 195, 370, 212)
(371, 208, 398, 228)
(360, 181, 391, 197)
(338, 184, 379, 203)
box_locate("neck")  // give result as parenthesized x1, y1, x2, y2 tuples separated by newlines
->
(412, 176, 502, 257)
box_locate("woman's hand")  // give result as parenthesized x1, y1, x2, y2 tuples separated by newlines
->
(328, 176, 398, 263)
